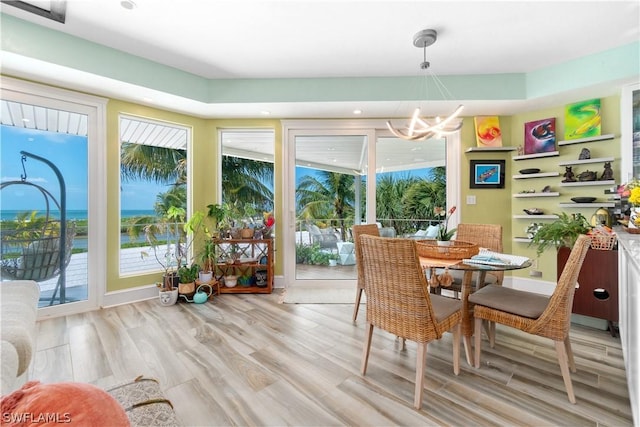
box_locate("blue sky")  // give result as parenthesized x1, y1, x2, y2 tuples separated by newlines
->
(2, 125, 432, 215)
(1, 126, 164, 212)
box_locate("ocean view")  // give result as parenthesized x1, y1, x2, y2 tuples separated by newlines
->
(1, 209, 156, 222)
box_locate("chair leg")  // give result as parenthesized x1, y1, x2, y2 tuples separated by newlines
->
(489, 321, 496, 348)
(474, 317, 483, 368)
(361, 323, 374, 375)
(564, 335, 576, 373)
(352, 287, 363, 322)
(452, 323, 461, 375)
(554, 340, 576, 404)
(414, 342, 427, 410)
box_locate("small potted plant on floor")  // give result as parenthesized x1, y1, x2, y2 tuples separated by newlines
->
(178, 263, 199, 297)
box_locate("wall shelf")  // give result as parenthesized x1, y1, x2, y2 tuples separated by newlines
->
(513, 151, 560, 161)
(513, 172, 560, 179)
(557, 134, 616, 146)
(513, 237, 532, 243)
(465, 146, 516, 153)
(558, 202, 615, 208)
(513, 214, 559, 219)
(513, 192, 560, 198)
(560, 180, 616, 187)
(558, 156, 615, 166)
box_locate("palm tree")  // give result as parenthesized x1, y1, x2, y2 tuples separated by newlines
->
(296, 171, 355, 240)
(376, 173, 419, 233)
(221, 156, 274, 214)
(120, 143, 186, 184)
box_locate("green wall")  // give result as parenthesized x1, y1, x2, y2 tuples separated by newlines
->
(106, 101, 282, 292)
(508, 95, 620, 282)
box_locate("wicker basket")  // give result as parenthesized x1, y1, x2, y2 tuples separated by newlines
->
(624, 226, 640, 235)
(415, 240, 479, 260)
(589, 234, 617, 251)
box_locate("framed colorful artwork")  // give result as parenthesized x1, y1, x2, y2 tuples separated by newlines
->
(564, 98, 601, 140)
(474, 116, 502, 147)
(524, 118, 556, 154)
(469, 159, 505, 189)
(621, 82, 640, 181)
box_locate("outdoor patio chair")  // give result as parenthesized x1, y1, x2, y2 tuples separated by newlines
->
(306, 223, 340, 252)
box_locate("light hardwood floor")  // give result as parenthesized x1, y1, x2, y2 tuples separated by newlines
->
(33, 290, 632, 426)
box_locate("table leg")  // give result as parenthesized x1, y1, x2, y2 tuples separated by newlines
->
(461, 270, 474, 366)
(461, 270, 489, 366)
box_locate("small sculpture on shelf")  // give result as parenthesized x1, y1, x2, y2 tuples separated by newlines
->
(600, 162, 614, 181)
(562, 166, 576, 182)
(579, 148, 591, 160)
(577, 170, 597, 182)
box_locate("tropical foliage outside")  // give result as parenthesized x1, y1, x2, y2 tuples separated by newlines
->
(119, 143, 447, 267)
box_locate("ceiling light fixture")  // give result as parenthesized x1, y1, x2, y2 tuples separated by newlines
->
(386, 29, 464, 141)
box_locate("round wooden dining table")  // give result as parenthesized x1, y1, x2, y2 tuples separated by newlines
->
(419, 256, 532, 366)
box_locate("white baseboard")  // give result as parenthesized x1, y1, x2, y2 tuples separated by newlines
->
(103, 278, 287, 308)
(503, 276, 556, 296)
(102, 284, 158, 308)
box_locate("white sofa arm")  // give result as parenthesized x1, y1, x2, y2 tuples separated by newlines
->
(1, 280, 40, 394)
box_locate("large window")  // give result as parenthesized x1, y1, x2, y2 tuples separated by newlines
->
(219, 129, 275, 233)
(118, 115, 191, 276)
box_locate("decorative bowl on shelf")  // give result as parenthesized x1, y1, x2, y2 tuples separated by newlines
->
(519, 168, 540, 174)
(571, 197, 596, 203)
(523, 208, 544, 215)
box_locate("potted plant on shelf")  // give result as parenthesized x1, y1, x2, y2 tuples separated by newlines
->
(434, 205, 457, 246)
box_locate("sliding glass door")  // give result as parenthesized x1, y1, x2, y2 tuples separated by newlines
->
(1, 78, 106, 316)
(283, 120, 459, 293)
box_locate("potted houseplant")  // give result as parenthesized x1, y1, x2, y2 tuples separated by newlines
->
(328, 253, 338, 267)
(529, 212, 592, 256)
(139, 205, 186, 305)
(177, 263, 199, 296)
(434, 206, 457, 246)
(184, 203, 228, 282)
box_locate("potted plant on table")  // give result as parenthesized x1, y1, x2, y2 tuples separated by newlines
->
(434, 206, 457, 246)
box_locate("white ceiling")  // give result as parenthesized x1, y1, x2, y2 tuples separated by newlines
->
(1, 0, 639, 119)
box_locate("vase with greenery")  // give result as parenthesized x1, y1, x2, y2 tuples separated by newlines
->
(434, 205, 457, 243)
(139, 205, 186, 293)
(529, 212, 592, 256)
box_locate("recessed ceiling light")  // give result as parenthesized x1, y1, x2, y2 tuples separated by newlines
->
(142, 97, 154, 103)
(121, 0, 136, 10)
(260, 111, 271, 116)
(21, 118, 30, 123)
(353, 109, 363, 115)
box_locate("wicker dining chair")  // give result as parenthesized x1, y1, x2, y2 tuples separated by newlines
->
(469, 234, 592, 404)
(449, 223, 504, 296)
(351, 224, 380, 322)
(359, 235, 462, 410)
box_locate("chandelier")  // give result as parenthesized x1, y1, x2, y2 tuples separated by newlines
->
(386, 29, 464, 141)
